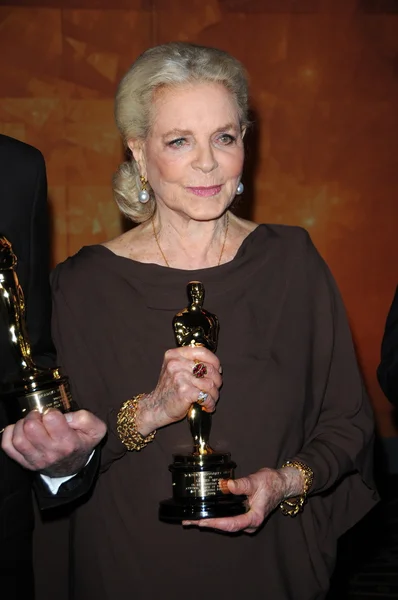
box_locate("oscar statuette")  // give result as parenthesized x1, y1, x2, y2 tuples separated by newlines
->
(0, 235, 77, 427)
(159, 281, 246, 522)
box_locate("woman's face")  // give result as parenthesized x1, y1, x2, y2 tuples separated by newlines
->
(130, 82, 245, 222)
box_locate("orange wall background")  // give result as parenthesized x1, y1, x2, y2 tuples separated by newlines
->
(0, 0, 397, 435)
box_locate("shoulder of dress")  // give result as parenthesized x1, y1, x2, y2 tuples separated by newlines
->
(263, 223, 310, 242)
(51, 246, 104, 292)
(256, 224, 329, 288)
(258, 223, 316, 258)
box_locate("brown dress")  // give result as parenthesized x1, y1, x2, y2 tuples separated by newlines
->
(51, 224, 378, 600)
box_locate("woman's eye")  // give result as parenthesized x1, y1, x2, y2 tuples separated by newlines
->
(167, 138, 186, 148)
(218, 134, 236, 145)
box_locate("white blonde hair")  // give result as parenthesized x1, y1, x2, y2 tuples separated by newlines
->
(113, 42, 249, 223)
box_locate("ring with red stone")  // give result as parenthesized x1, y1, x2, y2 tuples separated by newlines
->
(192, 361, 207, 379)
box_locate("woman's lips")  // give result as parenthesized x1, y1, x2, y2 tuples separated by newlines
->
(186, 185, 222, 197)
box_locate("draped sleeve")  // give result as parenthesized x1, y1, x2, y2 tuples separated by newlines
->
(292, 232, 378, 537)
(51, 253, 128, 474)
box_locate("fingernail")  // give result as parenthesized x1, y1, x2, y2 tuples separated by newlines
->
(219, 366, 223, 374)
(43, 408, 57, 419)
(219, 479, 231, 494)
(183, 521, 193, 526)
(65, 414, 73, 423)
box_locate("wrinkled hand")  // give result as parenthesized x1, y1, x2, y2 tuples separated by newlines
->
(137, 346, 222, 436)
(183, 467, 303, 534)
(1, 409, 107, 477)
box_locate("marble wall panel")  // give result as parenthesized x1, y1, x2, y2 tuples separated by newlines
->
(153, 1, 398, 435)
(0, 1, 397, 434)
(0, 6, 152, 266)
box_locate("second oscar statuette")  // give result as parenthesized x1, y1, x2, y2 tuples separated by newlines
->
(0, 235, 77, 426)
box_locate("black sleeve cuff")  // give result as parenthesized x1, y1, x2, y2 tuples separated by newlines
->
(34, 447, 100, 510)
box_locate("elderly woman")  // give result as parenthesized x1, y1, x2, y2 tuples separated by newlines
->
(52, 42, 378, 599)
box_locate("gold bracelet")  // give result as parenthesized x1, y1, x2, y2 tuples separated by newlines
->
(116, 393, 156, 451)
(279, 459, 314, 517)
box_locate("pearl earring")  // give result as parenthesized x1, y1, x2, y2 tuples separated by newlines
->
(138, 175, 150, 203)
(236, 181, 244, 195)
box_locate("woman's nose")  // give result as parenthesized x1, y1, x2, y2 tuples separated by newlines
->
(191, 143, 218, 173)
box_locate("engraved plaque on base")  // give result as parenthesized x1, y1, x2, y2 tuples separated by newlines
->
(159, 452, 246, 522)
(159, 281, 246, 523)
(0, 234, 77, 426)
(1, 368, 76, 426)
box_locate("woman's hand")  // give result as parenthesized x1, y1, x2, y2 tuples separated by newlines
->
(182, 466, 304, 533)
(136, 346, 222, 435)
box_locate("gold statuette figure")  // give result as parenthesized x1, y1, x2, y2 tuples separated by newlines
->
(173, 281, 218, 456)
(159, 281, 246, 522)
(0, 235, 76, 425)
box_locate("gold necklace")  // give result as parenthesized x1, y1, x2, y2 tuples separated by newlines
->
(151, 213, 229, 268)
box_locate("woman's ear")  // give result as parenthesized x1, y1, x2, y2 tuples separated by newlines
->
(127, 139, 147, 179)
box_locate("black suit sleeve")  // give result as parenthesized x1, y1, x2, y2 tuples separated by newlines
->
(25, 151, 56, 367)
(34, 448, 100, 510)
(378, 286, 398, 404)
(18, 147, 100, 508)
